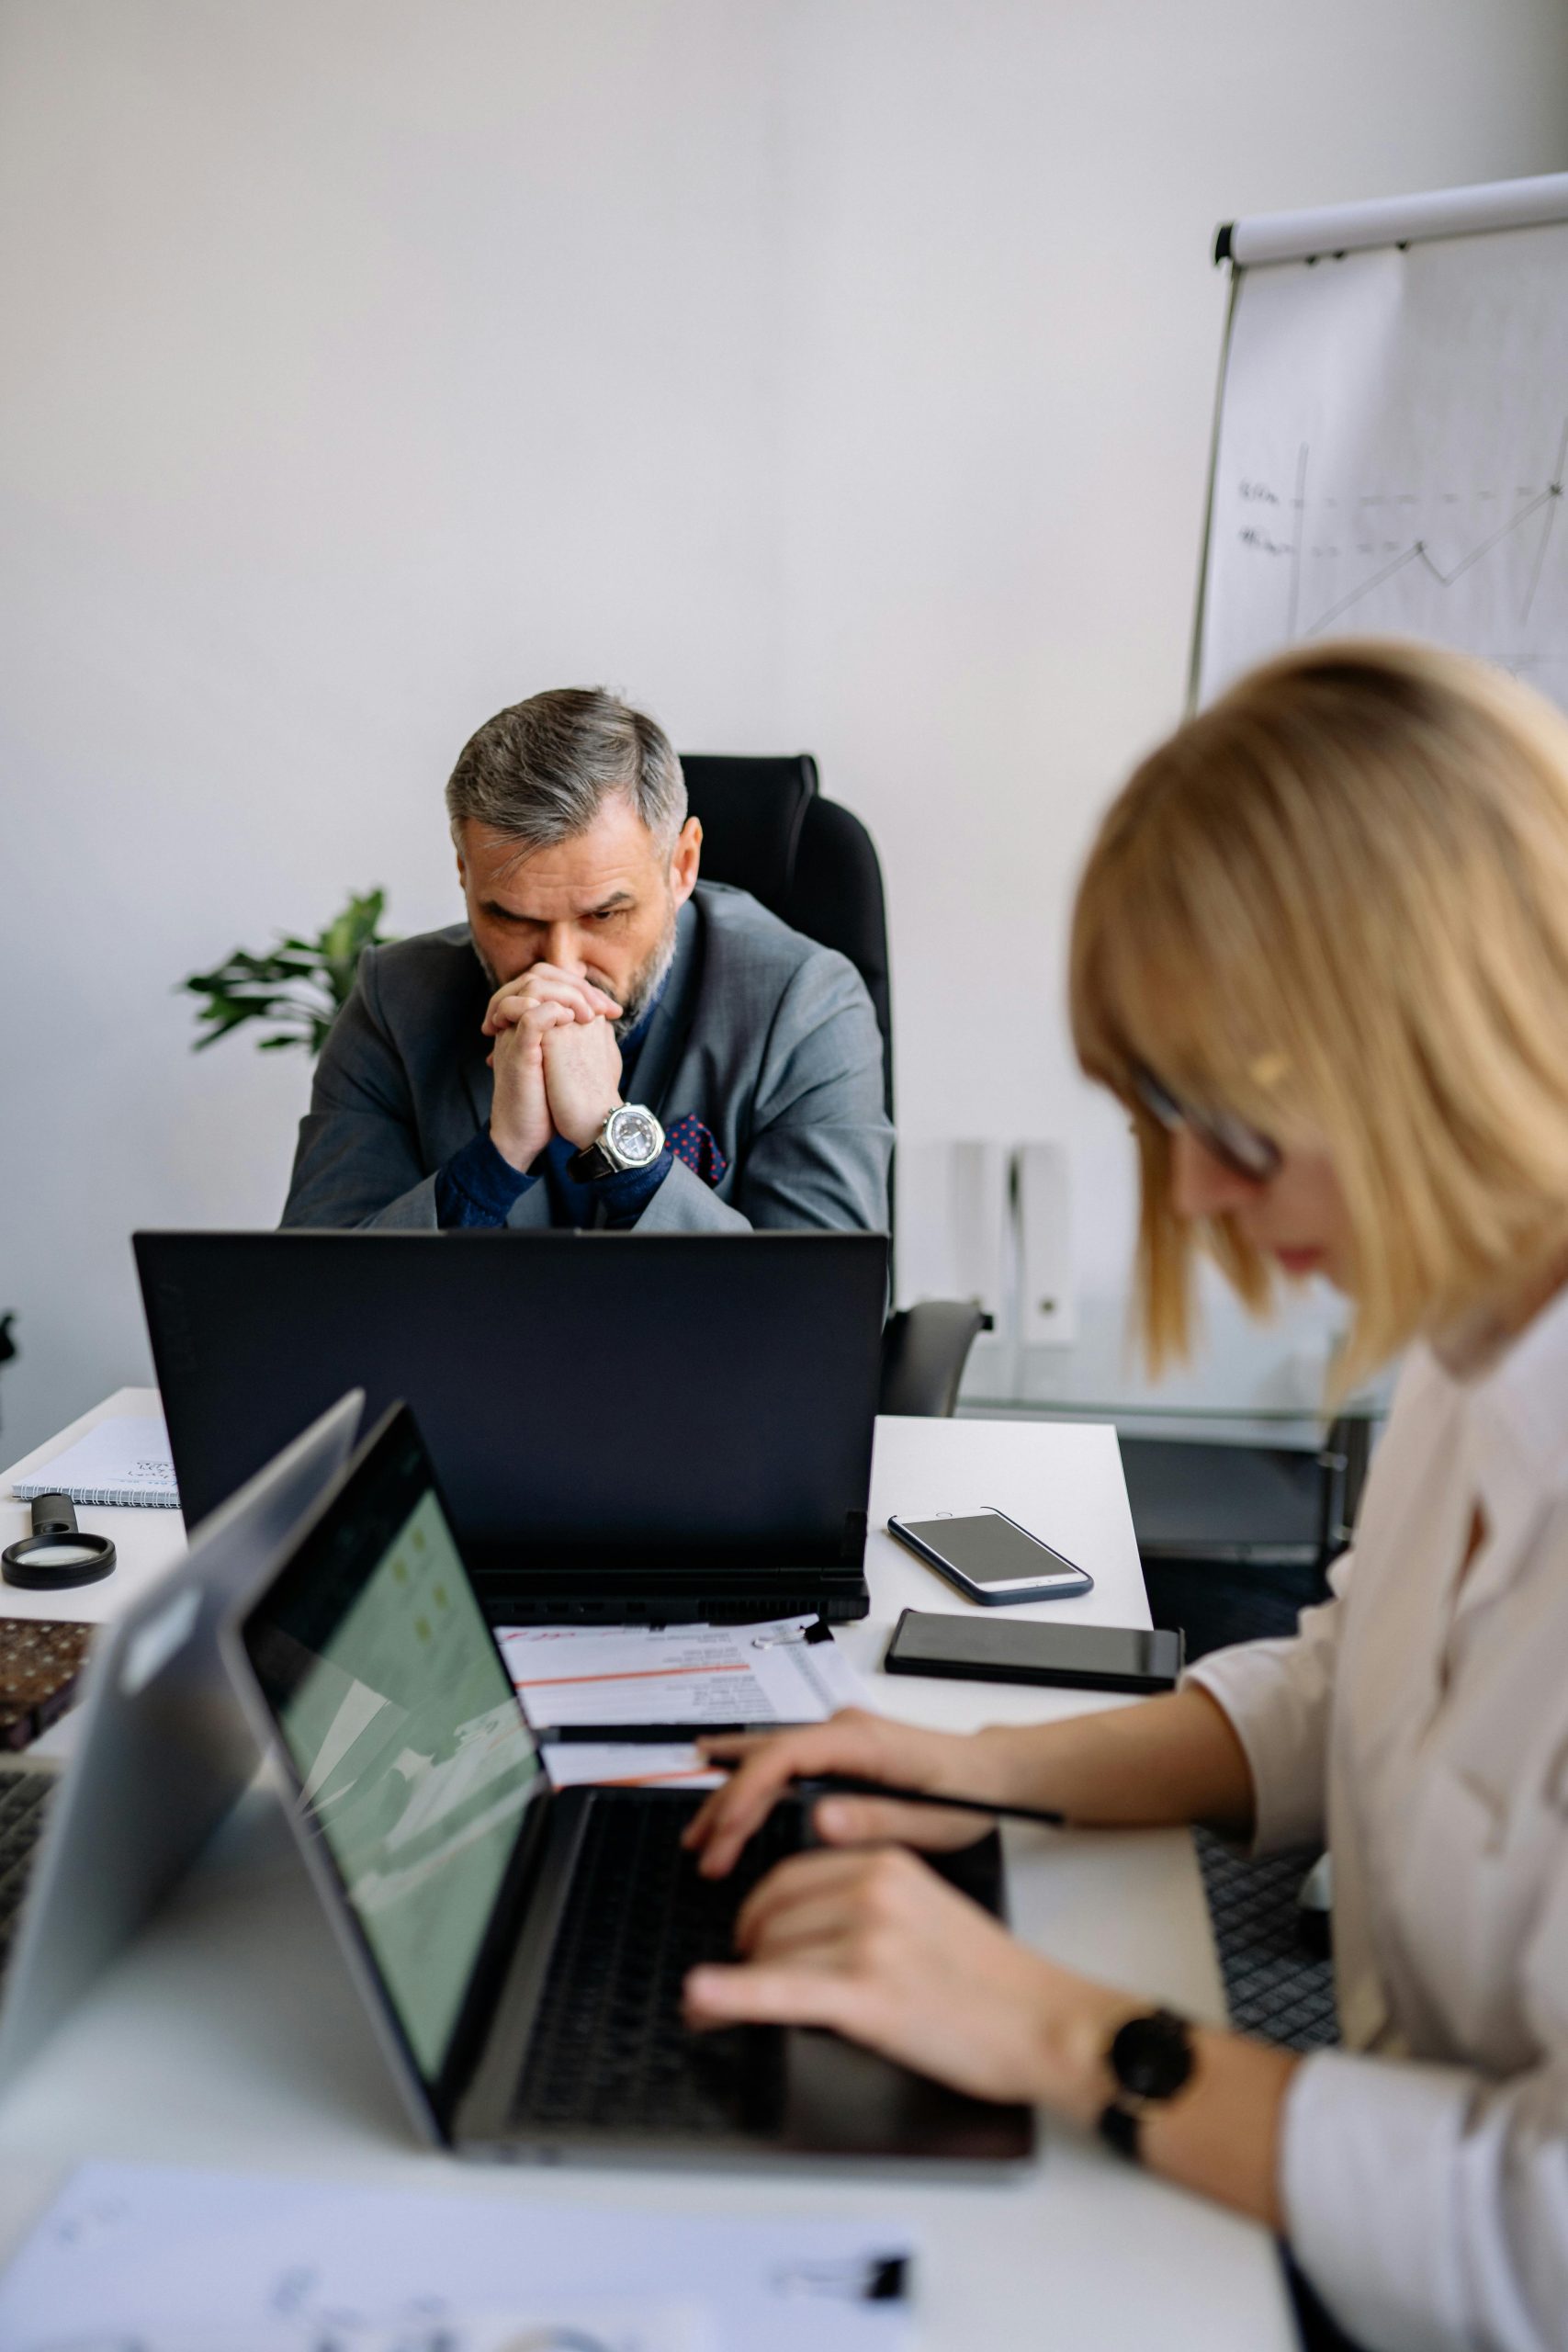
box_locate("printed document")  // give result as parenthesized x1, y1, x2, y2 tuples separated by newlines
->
(542, 1738, 721, 1790)
(497, 1617, 868, 1731)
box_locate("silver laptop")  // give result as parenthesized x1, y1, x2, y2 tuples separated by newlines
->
(0, 1390, 363, 2094)
(224, 1402, 1033, 2170)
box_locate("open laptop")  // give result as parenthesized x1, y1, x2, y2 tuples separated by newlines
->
(0, 1391, 363, 2095)
(135, 1229, 888, 1623)
(224, 1403, 1034, 2169)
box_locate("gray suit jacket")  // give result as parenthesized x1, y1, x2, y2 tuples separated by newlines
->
(281, 882, 893, 1235)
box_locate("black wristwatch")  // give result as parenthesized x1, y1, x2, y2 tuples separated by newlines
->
(567, 1103, 666, 1183)
(1096, 2007, 1195, 2162)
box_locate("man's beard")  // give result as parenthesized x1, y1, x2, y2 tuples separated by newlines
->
(606, 907, 678, 1040)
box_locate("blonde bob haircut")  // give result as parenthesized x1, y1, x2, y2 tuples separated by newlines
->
(1070, 639, 1568, 1392)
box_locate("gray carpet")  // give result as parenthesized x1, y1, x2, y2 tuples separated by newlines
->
(1139, 1541, 1340, 2056)
(1138, 1514, 1350, 2344)
(1195, 1829, 1338, 2052)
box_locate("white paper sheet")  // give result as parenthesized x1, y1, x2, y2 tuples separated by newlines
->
(1198, 215, 1568, 712)
(498, 1619, 869, 1732)
(10, 1414, 177, 1508)
(0, 2162, 915, 2352)
(541, 1739, 722, 1790)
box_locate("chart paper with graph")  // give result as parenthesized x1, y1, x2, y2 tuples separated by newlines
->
(1196, 213, 1568, 711)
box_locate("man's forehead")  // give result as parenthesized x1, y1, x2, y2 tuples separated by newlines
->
(462, 807, 659, 913)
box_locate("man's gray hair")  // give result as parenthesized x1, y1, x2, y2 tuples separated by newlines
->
(446, 687, 687, 855)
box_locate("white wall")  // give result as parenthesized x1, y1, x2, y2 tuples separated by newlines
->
(2, 0, 1564, 1455)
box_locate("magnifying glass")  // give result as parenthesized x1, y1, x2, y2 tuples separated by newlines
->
(2, 1493, 117, 1589)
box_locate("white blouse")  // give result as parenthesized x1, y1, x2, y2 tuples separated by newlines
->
(1190, 1283, 1568, 2352)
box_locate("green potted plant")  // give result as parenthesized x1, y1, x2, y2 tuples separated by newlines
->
(182, 889, 394, 1057)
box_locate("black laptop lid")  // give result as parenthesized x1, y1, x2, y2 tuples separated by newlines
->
(136, 1230, 886, 1570)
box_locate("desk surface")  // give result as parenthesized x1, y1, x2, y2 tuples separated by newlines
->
(0, 1395, 1294, 2348)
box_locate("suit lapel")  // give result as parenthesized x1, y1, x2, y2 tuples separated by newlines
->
(631, 897, 704, 1115)
(459, 1024, 494, 1136)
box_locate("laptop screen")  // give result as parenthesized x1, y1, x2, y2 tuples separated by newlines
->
(241, 1415, 545, 2082)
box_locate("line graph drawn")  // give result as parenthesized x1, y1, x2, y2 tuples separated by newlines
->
(1210, 414, 1568, 700)
(1267, 415, 1568, 639)
(1195, 216, 1568, 713)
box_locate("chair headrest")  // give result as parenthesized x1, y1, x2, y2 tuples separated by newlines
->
(678, 753, 818, 917)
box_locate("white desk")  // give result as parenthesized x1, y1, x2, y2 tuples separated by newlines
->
(0, 1396, 1294, 2348)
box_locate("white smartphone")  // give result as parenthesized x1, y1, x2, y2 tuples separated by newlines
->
(886, 1507, 1095, 1606)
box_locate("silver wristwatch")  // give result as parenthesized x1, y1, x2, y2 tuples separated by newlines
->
(567, 1103, 666, 1182)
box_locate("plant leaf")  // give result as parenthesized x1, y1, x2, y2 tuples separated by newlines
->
(184, 887, 396, 1057)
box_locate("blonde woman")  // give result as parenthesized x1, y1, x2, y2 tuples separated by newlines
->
(682, 640, 1568, 2352)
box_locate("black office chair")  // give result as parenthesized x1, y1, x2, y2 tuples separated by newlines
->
(681, 752, 986, 1416)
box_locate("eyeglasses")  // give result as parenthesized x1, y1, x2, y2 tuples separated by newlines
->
(1127, 1062, 1281, 1186)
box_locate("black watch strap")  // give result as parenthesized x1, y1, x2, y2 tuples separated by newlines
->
(567, 1141, 615, 1182)
(1095, 2007, 1195, 2164)
(1096, 2100, 1144, 2161)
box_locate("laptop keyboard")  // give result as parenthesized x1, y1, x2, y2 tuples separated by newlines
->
(0, 1767, 51, 1976)
(513, 1792, 804, 2138)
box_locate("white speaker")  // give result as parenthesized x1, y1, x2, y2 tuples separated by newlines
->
(1013, 1139, 1077, 1346)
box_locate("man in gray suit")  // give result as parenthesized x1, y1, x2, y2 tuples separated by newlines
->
(281, 688, 892, 1235)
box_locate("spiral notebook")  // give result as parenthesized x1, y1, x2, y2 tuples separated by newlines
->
(10, 1417, 178, 1510)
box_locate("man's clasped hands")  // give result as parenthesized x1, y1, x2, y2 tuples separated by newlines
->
(483, 965, 625, 1170)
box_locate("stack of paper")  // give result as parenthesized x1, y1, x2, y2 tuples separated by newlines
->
(499, 1618, 867, 1730)
(496, 1617, 872, 1790)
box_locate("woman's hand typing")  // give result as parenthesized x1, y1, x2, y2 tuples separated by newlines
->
(682, 1837, 1130, 2112)
(680, 1708, 1030, 1878)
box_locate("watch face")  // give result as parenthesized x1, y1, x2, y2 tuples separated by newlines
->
(607, 1106, 661, 1168)
(1111, 2009, 1194, 2102)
